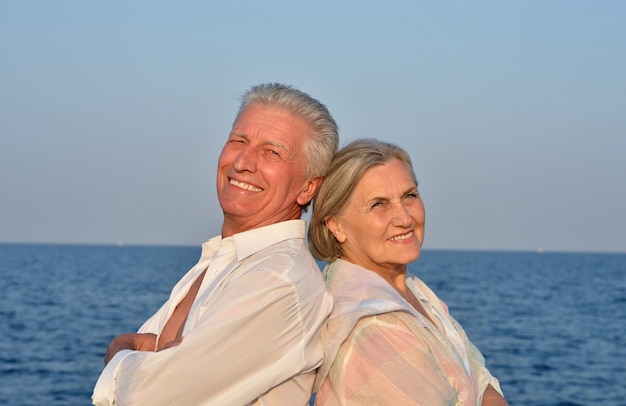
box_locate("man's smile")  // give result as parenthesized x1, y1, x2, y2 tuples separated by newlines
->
(230, 178, 263, 192)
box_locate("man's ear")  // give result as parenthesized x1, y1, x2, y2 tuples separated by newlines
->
(296, 176, 322, 206)
(325, 216, 346, 243)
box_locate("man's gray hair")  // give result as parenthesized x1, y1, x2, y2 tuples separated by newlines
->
(235, 83, 339, 179)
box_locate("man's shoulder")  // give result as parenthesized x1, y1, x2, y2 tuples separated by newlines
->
(246, 237, 316, 270)
(234, 239, 325, 290)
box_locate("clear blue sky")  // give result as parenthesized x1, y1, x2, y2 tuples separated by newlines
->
(1, 1, 624, 253)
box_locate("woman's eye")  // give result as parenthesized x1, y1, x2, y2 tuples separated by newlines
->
(405, 192, 419, 199)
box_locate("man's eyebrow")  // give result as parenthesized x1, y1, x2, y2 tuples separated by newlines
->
(229, 131, 289, 153)
(266, 140, 288, 150)
(230, 131, 247, 138)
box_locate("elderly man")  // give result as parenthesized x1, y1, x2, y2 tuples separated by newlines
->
(93, 83, 338, 405)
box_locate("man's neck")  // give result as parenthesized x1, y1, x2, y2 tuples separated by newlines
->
(221, 213, 302, 238)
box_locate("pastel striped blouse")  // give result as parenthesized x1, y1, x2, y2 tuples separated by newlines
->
(314, 259, 503, 405)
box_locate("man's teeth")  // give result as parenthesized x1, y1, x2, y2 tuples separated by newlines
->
(230, 179, 262, 192)
(389, 231, 413, 241)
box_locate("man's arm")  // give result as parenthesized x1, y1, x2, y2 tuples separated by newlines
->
(94, 269, 328, 405)
(103, 333, 157, 364)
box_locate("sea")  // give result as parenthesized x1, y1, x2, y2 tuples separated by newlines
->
(1, 244, 624, 406)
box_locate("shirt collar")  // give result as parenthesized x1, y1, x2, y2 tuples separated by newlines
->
(232, 219, 306, 261)
(201, 219, 306, 262)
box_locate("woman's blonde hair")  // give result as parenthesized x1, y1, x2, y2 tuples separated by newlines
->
(308, 138, 417, 262)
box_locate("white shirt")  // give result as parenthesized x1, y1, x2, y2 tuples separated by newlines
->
(93, 220, 333, 405)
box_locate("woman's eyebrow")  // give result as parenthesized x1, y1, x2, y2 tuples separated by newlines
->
(405, 185, 419, 193)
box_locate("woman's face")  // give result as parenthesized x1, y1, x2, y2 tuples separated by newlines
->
(326, 158, 425, 276)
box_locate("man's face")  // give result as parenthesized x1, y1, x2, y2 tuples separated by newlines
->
(217, 104, 318, 236)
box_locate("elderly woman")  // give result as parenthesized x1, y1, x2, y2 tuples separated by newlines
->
(309, 139, 508, 405)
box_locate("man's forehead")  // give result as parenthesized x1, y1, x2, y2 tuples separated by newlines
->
(230, 131, 289, 150)
(231, 108, 310, 149)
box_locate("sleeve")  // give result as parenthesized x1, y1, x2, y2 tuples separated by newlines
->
(92, 350, 133, 406)
(415, 278, 504, 400)
(94, 269, 321, 405)
(317, 315, 464, 406)
(447, 315, 504, 399)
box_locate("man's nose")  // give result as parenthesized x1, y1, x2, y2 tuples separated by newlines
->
(232, 145, 257, 172)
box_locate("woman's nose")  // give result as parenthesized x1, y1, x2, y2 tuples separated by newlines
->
(392, 204, 413, 227)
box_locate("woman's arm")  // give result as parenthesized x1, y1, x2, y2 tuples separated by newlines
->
(482, 384, 509, 406)
(318, 315, 467, 405)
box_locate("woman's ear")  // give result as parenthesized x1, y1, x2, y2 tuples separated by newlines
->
(325, 216, 346, 243)
(296, 176, 322, 206)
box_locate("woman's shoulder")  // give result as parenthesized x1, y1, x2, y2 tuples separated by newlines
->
(325, 260, 405, 303)
(407, 276, 449, 314)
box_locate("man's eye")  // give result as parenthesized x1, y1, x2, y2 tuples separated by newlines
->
(264, 147, 282, 158)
